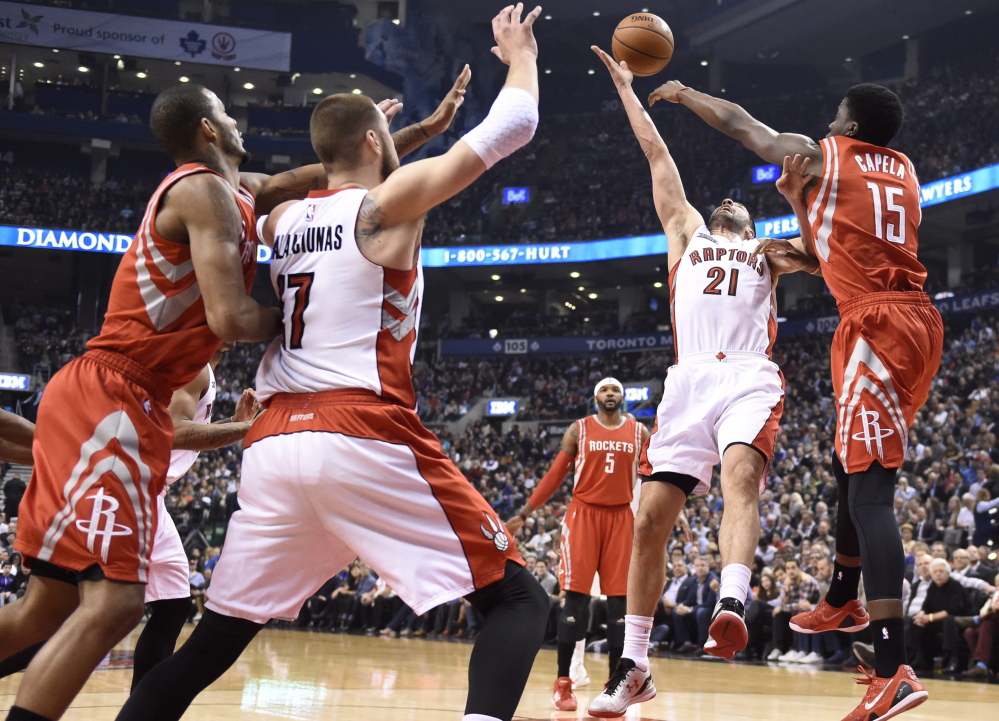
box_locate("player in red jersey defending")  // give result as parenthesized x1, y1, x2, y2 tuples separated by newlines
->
(650, 79, 943, 721)
(506, 378, 652, 711)
(0, 73, 462, 721)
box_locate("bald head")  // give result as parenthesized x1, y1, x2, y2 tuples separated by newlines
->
(310, 94, 396, 177)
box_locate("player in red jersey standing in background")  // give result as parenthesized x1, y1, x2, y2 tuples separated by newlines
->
(0, 76, 459, 721)
(506, 378, 654, 712)
(651, 79, 943, 721)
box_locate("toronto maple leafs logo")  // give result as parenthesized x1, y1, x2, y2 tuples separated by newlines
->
(179, 31, 207, 58)
(17, 9, 43, 34)
(479, 513, 509, 552)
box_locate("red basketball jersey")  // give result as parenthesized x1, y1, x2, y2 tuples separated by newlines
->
(572, 415, 642, 506)
(806, 136, 926, 301)
(88, 164, 257, 390)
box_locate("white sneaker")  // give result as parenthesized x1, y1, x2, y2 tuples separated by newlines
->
(587, 658, 656, 718)
(766, 648, 781, 661)
(801, 651, 824, 664)
(778, 649, 803, 662)
(570, 661, 590, 689)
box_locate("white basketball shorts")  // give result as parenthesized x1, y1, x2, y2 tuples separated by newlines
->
(639, 351, 785, 494)
(206, 389, 522, 624)
(144, 495, 191, 603)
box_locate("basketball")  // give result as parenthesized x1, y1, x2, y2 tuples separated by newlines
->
(611, 12, 674, 76)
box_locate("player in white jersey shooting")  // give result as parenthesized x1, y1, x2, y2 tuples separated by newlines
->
(117, 7, 545, 721)
(0, 343, 259, 690)
(587, 47, 819, 717)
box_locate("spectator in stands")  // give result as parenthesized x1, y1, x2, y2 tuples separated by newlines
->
(0, 562, 15, 606)
(910, 558, 969, 674)
(650, 559, 690, 650)
(747, 570, 780, 661)
(962, 573, 999, 678)
(189, 558, 207, 622)
(533, 558, 557, 595)
(774, 559, 821, 662)
(670, 557, 717, 654)
(973, 489, 999, 547)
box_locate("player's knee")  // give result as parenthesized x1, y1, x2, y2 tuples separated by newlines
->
(82, 589, 146, 637)
(633, 508, 668, 547)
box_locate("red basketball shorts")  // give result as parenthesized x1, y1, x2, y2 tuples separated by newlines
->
(205, 389, 523, 623)
(15, 350, 173, 583)
(558, 498, 633, 596)
(831, 291, 943, 474)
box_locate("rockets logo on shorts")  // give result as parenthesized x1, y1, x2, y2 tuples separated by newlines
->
(74, 487, 133, 564)
(479, 513, 509, 552)
(851, 404, 894, 460)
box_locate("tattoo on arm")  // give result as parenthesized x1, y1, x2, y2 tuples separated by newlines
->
(275, 175, 320, 202)
(392, 122, 432, 159)
(204, 179, 243, 244)
(356, 194, 385, 246)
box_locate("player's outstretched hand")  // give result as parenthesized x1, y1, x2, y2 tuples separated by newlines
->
(490, 3, 543, 65)
(377, 98, 404, 124)
(505, 514, 525, 536)
(755, 237, 819, 274)
(591, 45, 633, 90)
(648, 80, 688, 106)
(775, 154, 813, 201)
(424, 64, 472, 136)
(234, 388, 262, 423)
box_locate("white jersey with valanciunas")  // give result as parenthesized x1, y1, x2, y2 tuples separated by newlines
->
(166, 364, 216, 485)
(669, 225, 777, 360)
(256, 188, 423, 408)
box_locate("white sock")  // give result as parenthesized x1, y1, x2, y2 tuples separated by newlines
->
(463, 715, 501, 721)
(622, 614, 653, 671)
(718, 563, 752, 607)
(571, 638, 585, 666)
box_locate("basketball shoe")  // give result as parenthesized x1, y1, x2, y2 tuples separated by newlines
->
(790, 598, 869, 634)
(587, 658, 656, 718)
(703, 597, 748, 659)
(841, 665, 927, 721)
(552, 677, 577, 711)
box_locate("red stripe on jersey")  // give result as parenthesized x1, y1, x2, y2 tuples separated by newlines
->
(375, 266, 419, 408)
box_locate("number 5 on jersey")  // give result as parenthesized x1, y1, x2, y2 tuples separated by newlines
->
(277, 272, 314, 350)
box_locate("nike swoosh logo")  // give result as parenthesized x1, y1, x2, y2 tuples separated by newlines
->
(864, 685, 890, 710)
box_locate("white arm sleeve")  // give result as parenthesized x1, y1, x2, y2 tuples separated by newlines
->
(461, 87, 539, 169)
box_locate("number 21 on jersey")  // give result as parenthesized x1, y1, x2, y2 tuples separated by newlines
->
(866, 182, 906, 244)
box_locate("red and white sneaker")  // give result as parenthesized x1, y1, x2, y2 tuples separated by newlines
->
(552, 676, 577, 711)
(790, 598, 869, 634)
(704, 597, 748, 660)
(588, 658, 656, 718)
(841, 665, 928, 721)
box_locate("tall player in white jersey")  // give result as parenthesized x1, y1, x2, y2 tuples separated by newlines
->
(588, 47, 818, 717)
(116, 8, 546, 721)
(0, 344, 259, 690)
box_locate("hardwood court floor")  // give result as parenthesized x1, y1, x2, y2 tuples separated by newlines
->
(1, 627, 996, 720)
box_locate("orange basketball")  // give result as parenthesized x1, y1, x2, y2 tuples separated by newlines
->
(611, 12, 674, 77)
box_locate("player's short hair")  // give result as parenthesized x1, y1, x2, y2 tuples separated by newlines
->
(150, 84, 216, 160)
(311, 94, 382, 168)
(844, 83, 904, 147)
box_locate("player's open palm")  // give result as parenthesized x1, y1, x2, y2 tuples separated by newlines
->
(775, 154, 813, 202)
(376, 98, 404, 125)
(425, 65, 472, 135)
(591, 45, 633, 90)
(505, 514, 525, 536)
(490, 3, 542, 65)
(234, 388, 261, 423)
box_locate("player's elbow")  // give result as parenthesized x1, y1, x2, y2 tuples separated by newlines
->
(205, 306, 246, 343)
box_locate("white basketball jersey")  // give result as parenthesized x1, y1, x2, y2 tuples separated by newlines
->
(670, 226, 777, 360)
(256, 188, 423, 407)
(166, 364, 216, 485)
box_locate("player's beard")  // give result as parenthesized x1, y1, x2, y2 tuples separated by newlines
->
(221, 129, 251, 166)
(708, 206, 749, 235)
(599, 398, 620, 413)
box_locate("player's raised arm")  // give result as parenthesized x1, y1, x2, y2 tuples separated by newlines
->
(359, 4, 541, 237)
(169, 173, 283, 342)
(506, 422, 577, 535)
(0, 408, 34, 465)
(243, 69, 472, 215)
(761, 154, 822, 276)
(649, 81, 822, 169)
(591, 46, 702, 261)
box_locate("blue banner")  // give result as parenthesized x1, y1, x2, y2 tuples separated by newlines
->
(3, 162, 998, 266)
(0, 373, 31, 391)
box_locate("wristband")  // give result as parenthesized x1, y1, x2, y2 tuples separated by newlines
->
(517, 511, 528, 522)
(675, 86, 691, 99)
